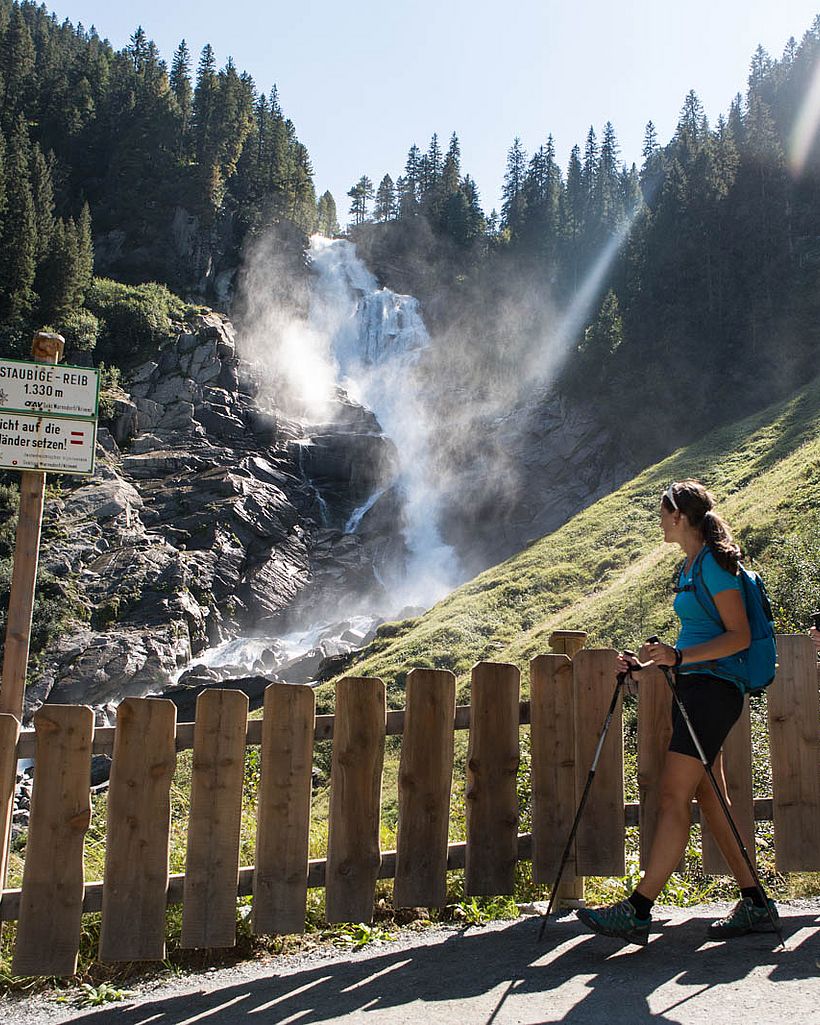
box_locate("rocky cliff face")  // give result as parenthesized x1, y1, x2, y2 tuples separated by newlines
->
(436, 389, 634, 574)
(26, 312, 399, 723)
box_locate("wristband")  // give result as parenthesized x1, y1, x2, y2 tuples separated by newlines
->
(674, 647, 683, 667)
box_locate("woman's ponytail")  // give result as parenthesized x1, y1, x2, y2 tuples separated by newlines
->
(702, 509, 741, 573)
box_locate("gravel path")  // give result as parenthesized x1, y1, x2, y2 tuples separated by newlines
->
(5, 900, 819, 1025)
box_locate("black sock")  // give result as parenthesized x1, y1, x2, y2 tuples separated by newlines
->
(627, 891, 654, 919)
(741, 886, 766, 908)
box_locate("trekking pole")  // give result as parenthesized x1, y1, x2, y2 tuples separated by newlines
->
(536, 666, 630, 942)
(645, 636, 786, 950)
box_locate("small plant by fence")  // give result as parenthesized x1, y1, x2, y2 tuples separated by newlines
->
(0, 634, 817, 976)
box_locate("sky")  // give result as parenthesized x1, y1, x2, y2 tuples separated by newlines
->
(48, 0, 820, 218)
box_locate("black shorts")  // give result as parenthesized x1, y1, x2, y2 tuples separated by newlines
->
(669, 672, 744, 766)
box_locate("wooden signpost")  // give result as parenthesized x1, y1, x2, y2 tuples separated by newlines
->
(0, 333, 99, 899)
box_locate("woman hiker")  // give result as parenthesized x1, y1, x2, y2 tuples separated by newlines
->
(576, 479, 779, 946)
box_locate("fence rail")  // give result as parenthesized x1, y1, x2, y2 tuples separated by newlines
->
(0, 634, 817, 976)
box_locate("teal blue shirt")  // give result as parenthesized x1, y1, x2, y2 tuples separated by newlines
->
(674, 548, 741, 677)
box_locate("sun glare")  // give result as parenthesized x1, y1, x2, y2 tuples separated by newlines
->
(552, 206, 642, 363)
(789, 54, 820, 177)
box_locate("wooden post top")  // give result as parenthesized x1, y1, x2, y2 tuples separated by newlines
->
(31, 331, 65, 363)
(549, 631, 588, 658)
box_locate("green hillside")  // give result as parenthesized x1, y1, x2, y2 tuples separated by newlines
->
(319, 373, 820, 709)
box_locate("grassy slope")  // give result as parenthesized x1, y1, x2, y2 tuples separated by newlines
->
(318, 373, 820, 709)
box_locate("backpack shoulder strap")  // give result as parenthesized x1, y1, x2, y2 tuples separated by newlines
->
(690, 547, 723, 627)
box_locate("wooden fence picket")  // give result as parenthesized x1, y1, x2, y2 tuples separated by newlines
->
(99, 698, 177, 962)
(702, 697, 755, 874)
(181, 689, 248, 949)
(530, 654, 574, 885)
(12, 705, 93, 977)
(768, 635, 820, 870)
(394, 669, 456, 908)
(253, 683, 316, 936)
(574, 649, 624, 875)
(637, 664, 674, 870)
(325, 677, 386, 924)
(465, 661, 520, 895)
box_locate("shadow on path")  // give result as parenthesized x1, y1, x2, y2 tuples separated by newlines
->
(67, 910, 819, 1025)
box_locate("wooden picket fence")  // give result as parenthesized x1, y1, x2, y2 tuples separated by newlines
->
(0, 634, 818, 977)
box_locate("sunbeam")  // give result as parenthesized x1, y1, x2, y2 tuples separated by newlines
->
(789, 53, 820, 177)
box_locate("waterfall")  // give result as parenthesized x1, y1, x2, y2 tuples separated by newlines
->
(293, 438, 330, 526)
(174, 236, 460, 686)
(345, 486, 387, 534)
(308, 235, 460, 608)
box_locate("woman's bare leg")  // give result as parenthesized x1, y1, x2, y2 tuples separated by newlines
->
(694, 751, 756, 889)
(634, 751, 706, 901)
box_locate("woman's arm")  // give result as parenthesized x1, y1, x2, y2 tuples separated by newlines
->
(647, 589, 751, 667)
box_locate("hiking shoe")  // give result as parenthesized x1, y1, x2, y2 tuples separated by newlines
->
(707, 897, 780, 939)
(576, 899, 651, 946)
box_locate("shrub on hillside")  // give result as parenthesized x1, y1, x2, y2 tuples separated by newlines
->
(85, 279, 188, 360)
(59, 308, 101, 353)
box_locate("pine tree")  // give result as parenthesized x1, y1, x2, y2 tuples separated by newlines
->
(597, 121, 623, 232)
(582, 126, 598, 196)
(76, 202, 94, 292)
(564, 288, 626, 394)
(399, 145, 422, 216)
(501, 137, 527, 237)
(420, 133, 443, 195)
(1, 6, 35, 131)
(460, 175, 485, 242)
(560, 144, 584, 292)
(713, 115, 738, 196)
(316, 191, 339, 235)
(192, 43, 218, 166)
(38, 217, 83, 323)
(29, 144, 55, 262)
(170, 40, 193, 156)
(0, 117, 36, 321)
(127, 26, 148, 72)
(642, 121, 658, 161)
(347, 175, 373, 224)
(675, 90, 707, 158)
(441, 132, 461, 194)
(374, 174, 396, 221)
(524, 145, 548, 205)
(748, 45, 772, 93)
(210, 58, 255, 198)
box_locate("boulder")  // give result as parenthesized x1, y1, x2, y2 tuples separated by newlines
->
(134, 398, 165, 430)
(162, 674, 273, 721)
(150, 375, 197, 405)
(63, 479, 143, 521)
(111, 397, 139, 446)
(129, 360, 158, 385)
(122, 450, 208, 479)
(158, 401, 196, 431)
(195, 406, 246, 439)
